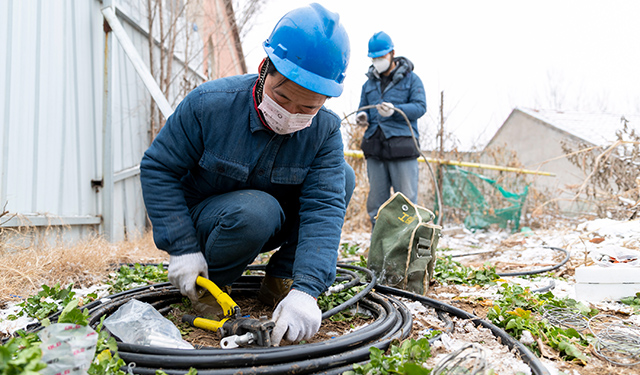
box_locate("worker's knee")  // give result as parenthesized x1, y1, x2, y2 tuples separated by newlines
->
(192, 190, 285, 253)
(215, 191, 284, 241)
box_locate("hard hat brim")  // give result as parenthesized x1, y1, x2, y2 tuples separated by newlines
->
(368, 47, 393, 59)
(266, 47, 345, 97)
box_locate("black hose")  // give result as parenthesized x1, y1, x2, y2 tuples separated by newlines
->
(441, 246, 569, 277)
(497, 246, 570, 277)
(322, 263, 377, 320)
(438, 245, 568, 282)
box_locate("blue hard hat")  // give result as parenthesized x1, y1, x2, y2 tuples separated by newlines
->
(368, 31, 394, 58)
(263, 3, 350, 97)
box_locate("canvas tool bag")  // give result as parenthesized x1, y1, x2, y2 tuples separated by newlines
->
(367, 192, 442, 295)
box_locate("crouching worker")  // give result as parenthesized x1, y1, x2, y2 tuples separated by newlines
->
(139, 3, 354, 346)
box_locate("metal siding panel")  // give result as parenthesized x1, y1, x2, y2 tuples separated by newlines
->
(129, 28, 150, 166)
(1, 0, 104, 225)
(112, 178, 125, 242)
(0, 0, 13, 207)
(31, 0, 42, 212)
(123, 177, 143, 239)
(112, 4, 153, 240)
(38, 0, 66, 215)
(90, 0, 103, 216)
(7, 0, 38, 213)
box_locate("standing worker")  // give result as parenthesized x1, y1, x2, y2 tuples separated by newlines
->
(356, 31, 426, 228)
(139, 3, 354, 346)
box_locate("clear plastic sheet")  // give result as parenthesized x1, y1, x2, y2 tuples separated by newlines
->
(104, 299, 193, 349)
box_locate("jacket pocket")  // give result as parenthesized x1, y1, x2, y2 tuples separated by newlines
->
(199, 150, 250, 182)
(271, 166, 309, 185)
(387, 82, 411, 102)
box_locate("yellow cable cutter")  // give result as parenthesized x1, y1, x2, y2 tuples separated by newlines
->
(181, 276, 275, 348)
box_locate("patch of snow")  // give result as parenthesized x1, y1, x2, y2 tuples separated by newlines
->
(0, 302, 37, 336)
(403, 300, 429, 314)
(577, 219, 640, 240)
(1, 284, 114, 338)
(541, 358, 562, 375)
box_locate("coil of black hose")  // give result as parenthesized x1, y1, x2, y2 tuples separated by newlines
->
(110, 266, 410, 374)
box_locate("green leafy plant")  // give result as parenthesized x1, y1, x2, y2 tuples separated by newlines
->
(340, 243, 360, 258)
(345, 338, 432, 374)
(318, 283, 369, 322)
(434, 256, 500, 286)
(0, 331, 46, 375)
(8, 283, 76, 321)
(422, 329, 441, 340)
(620, 292, 640, 313)
(487, 283, 592, 364)
(156, 369, 197, 375)
(107, 263, 168, 293)
(350, 255, 368, 269)
(87, 316, 127, 375)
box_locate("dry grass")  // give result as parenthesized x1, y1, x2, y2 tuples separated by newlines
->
(0, 229, 167, 305)
(342, 117, 372, 234)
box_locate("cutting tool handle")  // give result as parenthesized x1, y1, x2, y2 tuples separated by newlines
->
(182, 314, 229, 332)
(196, 276, 239, 318)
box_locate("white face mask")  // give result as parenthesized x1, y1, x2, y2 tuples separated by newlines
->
(372, 56, 391, 74)
(258, 93, 315, 135)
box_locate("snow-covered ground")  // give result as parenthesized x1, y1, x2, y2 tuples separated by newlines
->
(340, 217, 640, 374)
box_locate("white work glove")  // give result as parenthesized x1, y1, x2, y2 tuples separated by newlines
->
(355, 112, 368, 127)
(168, 252, 209, 302)
(271, 289, 321, 346)
(376, 102, 395, 117)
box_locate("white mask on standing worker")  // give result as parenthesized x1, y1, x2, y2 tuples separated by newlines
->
(259, 93, 315, 135)
(372, 56, 391, 74)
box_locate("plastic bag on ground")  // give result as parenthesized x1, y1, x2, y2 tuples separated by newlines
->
(104, 299, 193, 349)
(38, 323, 98, 375)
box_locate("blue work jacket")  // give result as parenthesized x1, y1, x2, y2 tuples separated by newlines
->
(140, 74, 347, 298)
(358, 57, 426, 140)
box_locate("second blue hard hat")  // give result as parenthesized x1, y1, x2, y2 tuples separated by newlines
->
(263, 3, 350, 97)
(368, 31, 394, 58)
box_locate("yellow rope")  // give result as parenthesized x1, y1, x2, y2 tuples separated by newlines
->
(343, 150, 555, 176)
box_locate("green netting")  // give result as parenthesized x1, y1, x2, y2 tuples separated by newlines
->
(438, 165, 529, 231)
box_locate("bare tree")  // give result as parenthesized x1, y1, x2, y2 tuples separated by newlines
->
(560, 118, 640, 219)
(145, 0, 202, 140)
(232, 0, 267, 42)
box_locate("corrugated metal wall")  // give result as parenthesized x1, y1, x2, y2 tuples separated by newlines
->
(0, 0, 205, 243)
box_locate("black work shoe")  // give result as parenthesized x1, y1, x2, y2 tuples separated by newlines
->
(193, 285, 232, 320)
(257, 275, 293, 307)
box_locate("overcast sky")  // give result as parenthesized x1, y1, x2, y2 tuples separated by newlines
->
(239, 0, 640, 150)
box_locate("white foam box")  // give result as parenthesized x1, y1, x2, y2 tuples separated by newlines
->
(574, 266, 640, 303)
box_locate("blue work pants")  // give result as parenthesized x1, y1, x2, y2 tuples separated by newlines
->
(366, 158, 419, 227)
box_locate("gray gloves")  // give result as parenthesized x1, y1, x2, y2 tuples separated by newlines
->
(271, 289, 321, 345)
(355, 112, 368, 127)
(168, 252, 209, 302)
(376, 102, 395, 117)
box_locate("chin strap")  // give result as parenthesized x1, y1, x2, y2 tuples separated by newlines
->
(252, 57, 273, 130)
